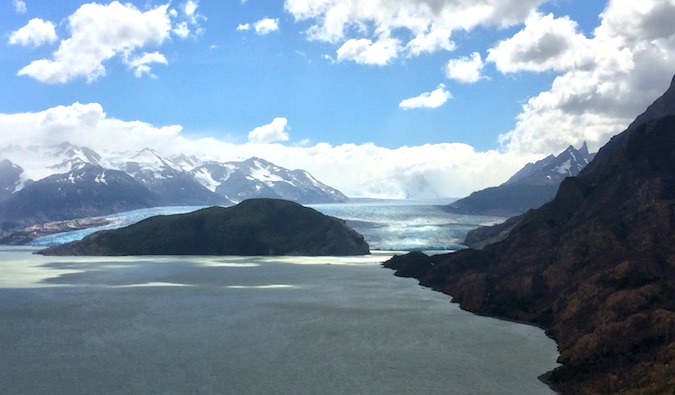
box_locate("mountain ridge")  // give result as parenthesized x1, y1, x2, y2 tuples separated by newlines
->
(443, 143, 594, 216)
(0, 145, 349, 232)
(384, 76, 675, 394)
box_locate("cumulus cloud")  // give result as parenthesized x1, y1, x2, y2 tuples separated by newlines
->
(254, 18, 279, 35)
(497, 0, 675, 155)
(247, 117, 290, 143)
(124, 51, 168, 78)
(237, 18, 280, 35)
(284, 0, 547, 62)
(487, 12, 594, 73)
(8, 18, 58, 47)
(13, 0, 27, 14)
(399, 84, 451, 109)
(445, 52, 484, 83)
(172, 0, 205, 38)
(0, 103, 536, 198)
(336, 36, 400, 66)
(14, 1, 205, 83)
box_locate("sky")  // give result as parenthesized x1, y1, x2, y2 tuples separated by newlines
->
(1, 0, 675, 198)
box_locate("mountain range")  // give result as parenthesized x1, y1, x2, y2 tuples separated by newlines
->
(0, 144, 348, 230)
(444, 142, 595, 216)
(384, 74, 675, 394)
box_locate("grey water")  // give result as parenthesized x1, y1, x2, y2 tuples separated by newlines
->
(5, 201, 558, 394)
(0, 248, 559, 394)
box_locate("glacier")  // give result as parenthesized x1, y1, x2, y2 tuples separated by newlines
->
(31, 199, 506, 252)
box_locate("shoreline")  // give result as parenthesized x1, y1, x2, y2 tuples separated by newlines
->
(381, 251, 563, 394)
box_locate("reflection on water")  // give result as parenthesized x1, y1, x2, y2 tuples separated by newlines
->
(0, 247, 558, 395)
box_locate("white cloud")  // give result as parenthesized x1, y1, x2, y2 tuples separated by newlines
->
(399, 84, 451, 109)
(124, 51, 168, 78)
(173, 22, 191, 38)
(336, 36, 400, 66)
(8, 18, 58, 47)
(406, 26, 455, 56)
(0, 103, 183, 180)
(498, 0, 675, 155)
(13, 0, 27, 14)
(487, 12, 594, 73)
(184, 0, 198, 18)
(236, 23, 251, 31)
(285, 0, 547, 63)
(254, 18, 279, 35)
(15, 2, 178, 84)
(0, 103, 538, 198)
(444, 52, 484, 83)
(248, 117, 290, 143)
(173, 0, 205, 37)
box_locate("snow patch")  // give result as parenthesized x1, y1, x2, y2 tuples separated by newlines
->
(554, 159, 572, 175)
(249, 165, 284, 183)
(193, 168, 221, 192)
(95, 171, 107, 185)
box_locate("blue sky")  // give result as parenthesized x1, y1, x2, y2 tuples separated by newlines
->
(1, 0, 675, 198)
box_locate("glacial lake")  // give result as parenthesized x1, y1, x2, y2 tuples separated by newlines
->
(0, 247, 559, 394)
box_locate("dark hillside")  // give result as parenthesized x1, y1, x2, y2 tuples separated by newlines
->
(384, 91, 675, 392)
(39, 198, 370, 256)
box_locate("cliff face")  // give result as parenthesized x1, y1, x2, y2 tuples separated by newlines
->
(39, 198, 370, 257)
(384, 115, 675, 393)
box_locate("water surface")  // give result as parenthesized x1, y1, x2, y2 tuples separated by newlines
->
(0, 247, 558, 394)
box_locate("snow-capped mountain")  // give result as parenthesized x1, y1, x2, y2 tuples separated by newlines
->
(0, 142, 350, 230)
(0, 164, 159, 229)
(170, 153, 202, 171)
(0, 159, 23, 202)
(190, 157, 349, 204)
(444, 143, 595, 216)
(117, 148, 228, 206)
(47, 142, 107, 172)
(503, 142, 595, 186)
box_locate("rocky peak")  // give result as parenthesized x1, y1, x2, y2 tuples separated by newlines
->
(504, 142, 594, 186)
(444, 142, 595, 216)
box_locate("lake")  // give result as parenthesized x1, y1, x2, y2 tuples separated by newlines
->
(0, 245, 559, 394)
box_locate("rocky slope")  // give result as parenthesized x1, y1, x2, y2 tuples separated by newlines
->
(444, 143, 594, 216)
(384, 82, 675, 393)
(39, 198, 370, 256)
(0, 217, 112, 245)
(628, 74, 675, 129)
(0, 159, 22, 202)
(0, 164, 158, 230)
(462, 213, 524, 250)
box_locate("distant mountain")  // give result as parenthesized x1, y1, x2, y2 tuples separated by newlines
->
(0, 159, 22, 202)
(47, 142, 106, 172)
(0, 164, 158, 230)
(119, 148, 229, 206)
(0, 144, 349, 232)
(444, 143, 594, 216)
(39, 199, 369, 256)
(191, 157, 349, 204)
(384, 75, 675, 394)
